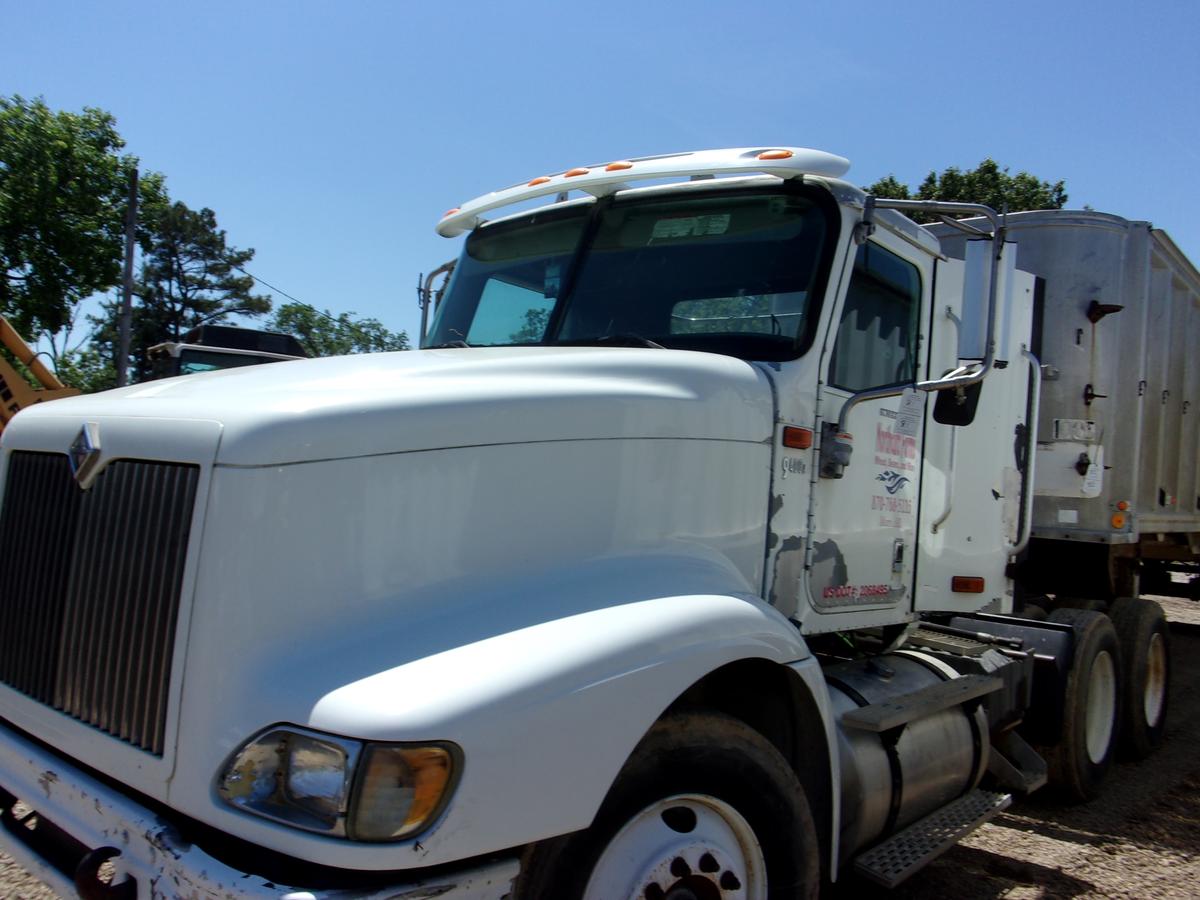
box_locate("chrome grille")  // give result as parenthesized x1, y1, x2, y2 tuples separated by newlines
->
(0, 452, 199, 755)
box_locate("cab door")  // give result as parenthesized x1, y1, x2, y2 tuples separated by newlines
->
(801, 236, 929, 631)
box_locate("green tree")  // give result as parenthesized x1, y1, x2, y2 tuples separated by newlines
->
(90, 200, 271, 381)
(866, 160, 1067, 221)
(53, 344, 117, 394)
(863, 174, 910, 202)
(0, 95, 165, 337)
(267, 302, 409, 356)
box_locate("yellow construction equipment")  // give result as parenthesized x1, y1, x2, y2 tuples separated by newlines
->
(0, 316, 79, 436)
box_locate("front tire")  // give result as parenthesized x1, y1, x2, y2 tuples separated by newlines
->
(515, 710, 819, 900)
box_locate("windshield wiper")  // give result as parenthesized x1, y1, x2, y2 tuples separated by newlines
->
(583, 334, 666, 350)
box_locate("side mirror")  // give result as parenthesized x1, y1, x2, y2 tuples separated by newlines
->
(933, 381, 983, 426)
(958, 239, 991, 359)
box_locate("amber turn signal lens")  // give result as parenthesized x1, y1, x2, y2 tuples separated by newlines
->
(1111, 513, 1127, 529)
(782, 426, 813, 450)
(951, 576, 985, 593)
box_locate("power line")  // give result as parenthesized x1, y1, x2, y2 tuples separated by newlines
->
(231, 264, 313, 312)
(232, 264, 407, 347)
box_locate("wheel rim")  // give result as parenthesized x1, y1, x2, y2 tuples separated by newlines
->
(1143, 632, 1167, 728)
(583, 793, 767, 900)
(1085, 650, 1117, 764)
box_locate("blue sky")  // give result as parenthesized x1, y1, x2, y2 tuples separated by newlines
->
(4, 0, 1198, 347)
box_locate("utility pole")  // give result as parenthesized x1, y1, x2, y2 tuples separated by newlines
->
(116, 167, 138, 387)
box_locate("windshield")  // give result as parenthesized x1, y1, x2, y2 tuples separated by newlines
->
(426, 187, 833, 361)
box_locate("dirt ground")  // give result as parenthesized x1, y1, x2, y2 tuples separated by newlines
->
(1, 596, 1198, 899)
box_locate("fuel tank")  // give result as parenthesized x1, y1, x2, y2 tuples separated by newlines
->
(825, 649, 990, 861)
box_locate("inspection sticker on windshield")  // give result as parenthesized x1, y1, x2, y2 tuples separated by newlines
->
(895, 388, 925, 437)
(651, 214, 731, 240)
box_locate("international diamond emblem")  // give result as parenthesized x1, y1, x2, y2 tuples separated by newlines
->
(68, 422, 102, 487)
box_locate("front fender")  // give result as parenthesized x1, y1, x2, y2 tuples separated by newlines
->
(171, 545, 819, 871)
(310, 591, 811, 866)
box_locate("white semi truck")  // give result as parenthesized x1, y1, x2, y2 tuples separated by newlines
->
(0, 147, 1195, 899)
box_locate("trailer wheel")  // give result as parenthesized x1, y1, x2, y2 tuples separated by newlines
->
(515, 711, 819, 900)
(1107, 597, 1170, 759)
(1043, 608, 1121, 802)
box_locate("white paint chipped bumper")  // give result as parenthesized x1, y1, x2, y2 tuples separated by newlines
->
(0, 723, 518, 899)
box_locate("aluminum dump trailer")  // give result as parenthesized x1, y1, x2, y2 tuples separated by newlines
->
(934, 210, 1200, 598)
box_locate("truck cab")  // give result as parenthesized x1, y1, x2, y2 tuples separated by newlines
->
(0, 148, 1167, 899)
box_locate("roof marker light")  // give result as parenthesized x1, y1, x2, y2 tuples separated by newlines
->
(757, 149, 794, 160)
(528, 176, 551, 187)
(442, 208, 461, 218)
(564, 167, 590, 177)
(606, 161, 634, 171)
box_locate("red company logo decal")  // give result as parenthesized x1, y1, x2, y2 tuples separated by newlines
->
(875, 423, 916, 472)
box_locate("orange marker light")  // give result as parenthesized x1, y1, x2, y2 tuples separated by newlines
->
(951, 576, 986, 594)
(758, 149, 794, 160)
(1111, 513, 1127, 529)
(442, 208, 460, 218)
(606, 161, 634, 171)
(528, 176, 551, 186)
(564, 167, 589, 177)
(782, 426, 813, 450)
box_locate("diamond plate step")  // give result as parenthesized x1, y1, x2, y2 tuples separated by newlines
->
(907, 626, 990, 656)
(853, 789, 1012, 888)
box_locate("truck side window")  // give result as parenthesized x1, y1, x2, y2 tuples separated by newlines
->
(828, 242, 920, 392)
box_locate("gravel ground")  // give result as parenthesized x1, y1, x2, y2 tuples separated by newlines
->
(1, 596, 1198, 899)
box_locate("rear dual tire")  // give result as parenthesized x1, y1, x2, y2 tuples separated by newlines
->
(1107, 597, 1170, 760)
(1043, 608, 1121, 802)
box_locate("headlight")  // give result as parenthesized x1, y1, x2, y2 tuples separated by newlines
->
(218, 726, 459, 841)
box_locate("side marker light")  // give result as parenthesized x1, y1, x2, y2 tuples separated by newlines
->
(782, 427, 813, 450)
(951, 576, 985, 593)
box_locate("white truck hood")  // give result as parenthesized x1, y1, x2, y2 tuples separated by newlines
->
(10, 346, 775, 465)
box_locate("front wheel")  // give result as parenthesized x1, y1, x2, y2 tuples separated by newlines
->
(516, 711, 819, 900)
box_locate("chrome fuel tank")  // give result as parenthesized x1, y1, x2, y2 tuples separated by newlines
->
(825, 650, 989, 861)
